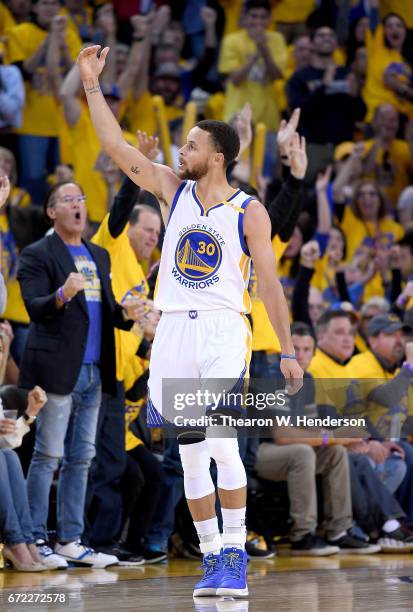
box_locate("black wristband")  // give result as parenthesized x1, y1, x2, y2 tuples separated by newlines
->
(137, 338, 151, 358)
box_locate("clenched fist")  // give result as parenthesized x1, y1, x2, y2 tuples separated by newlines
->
(122, 296, 146, 323)
(62, 272, 85, 300)
(27, 386, 48, 417)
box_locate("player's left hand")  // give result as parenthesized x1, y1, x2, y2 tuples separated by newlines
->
(280, 358, 304, 395)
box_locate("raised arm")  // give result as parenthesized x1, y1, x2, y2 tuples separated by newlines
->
(59, 62, 82, 126)
(116, 15, 149, 100)
(244, 201, 303, 391)
(315, 165, 332, 235)
(266, 110, 305, 239)
(94, 3, 117, 87)
(76, 45, 180, 220)
(367, 0, 380, 33)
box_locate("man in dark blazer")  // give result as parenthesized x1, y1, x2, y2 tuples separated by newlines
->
(17, 180, 143, 570)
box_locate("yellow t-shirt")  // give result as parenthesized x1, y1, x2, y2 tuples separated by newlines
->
(311, 255, 336, 296)
(60, 5, 93, 41)
(124, 90, 184, 137)
(125, 396, 145, 451)
(347, 349, 396, 380)
(0, 213, 29, 324)
(272, 0, 316, 24)
(0, 4, 15, 36)
(340, 206, 404, 263)
(92, 214, 149, 381)
(346, 349, 412, 435)
(124, 354, 147, 452)
(364, 24, 413, 120)
(251, 236, 287, 353)
(219, 29, 288, 130)
(380, 0, 413, 28)
(7, 22, 81, 137)
(359, 139, 412, 208)
(204, 92, 225, 121)
(219, 0, 243, 36)
(310, 252, 387, 304)
(308, 348, 352, 410)
(218, 0, 316, 34)
(0, 4, 16, 62)
(8, 186, 31, 209)
(308, 348, 350, 379)
(355, 334, 368, 354)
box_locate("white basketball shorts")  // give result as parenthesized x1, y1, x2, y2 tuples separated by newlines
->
(147, 309, 252, 426)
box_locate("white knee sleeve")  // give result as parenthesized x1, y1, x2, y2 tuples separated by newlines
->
(207, 436, 247, 491)
(179, 440, 215, 500)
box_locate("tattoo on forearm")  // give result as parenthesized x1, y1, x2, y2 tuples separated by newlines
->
(130, 166, 140, 175)
(86, 85, 101, 94)
(85, 79, 100, 94)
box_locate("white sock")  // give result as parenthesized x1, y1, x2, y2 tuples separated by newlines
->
(382, 519, 400, 533)
(194, 517, 221, 555)
(222, 507, 246, 550)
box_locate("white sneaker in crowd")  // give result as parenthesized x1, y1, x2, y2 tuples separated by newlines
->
(54, 541, 119, 568)
(35, 539, 69, 570)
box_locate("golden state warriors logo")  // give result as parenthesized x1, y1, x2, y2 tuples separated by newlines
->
(175, 230, 222, 280)
(172, 230, 222, 289)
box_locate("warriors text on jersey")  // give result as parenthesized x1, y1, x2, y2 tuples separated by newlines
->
(154, 180, 253, 313)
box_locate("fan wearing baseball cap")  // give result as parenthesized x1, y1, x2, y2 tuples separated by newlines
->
(345, 313, 413, 540)
(347, 313, 411, 379)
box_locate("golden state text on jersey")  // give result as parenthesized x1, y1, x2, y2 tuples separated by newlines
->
(154, 180, 253, 313)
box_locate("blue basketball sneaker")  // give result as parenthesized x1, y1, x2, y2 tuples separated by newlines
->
(193, 551, 223, 597)
(216, 547, 248, 597)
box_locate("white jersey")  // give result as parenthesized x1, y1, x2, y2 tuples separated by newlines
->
(154, 180, 253, 313)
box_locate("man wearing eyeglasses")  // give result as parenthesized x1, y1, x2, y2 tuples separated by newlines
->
(16, 180, 145, 569)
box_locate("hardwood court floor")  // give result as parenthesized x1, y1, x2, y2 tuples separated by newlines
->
(1, 554, 413, 612)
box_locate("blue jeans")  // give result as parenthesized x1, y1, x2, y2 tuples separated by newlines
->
(367, 455, 407, 494)
(27, 364, 101, 542)
(263, 131, 279, 178)
(146, 439, 184, 552)
(395, 441, 413, 523)
(10, 323, 29, 366)
(251, 350, 282, 380)
(85, 381, 127, 547)
(0, 448, 35, 545)
(18, 135, 60, 205)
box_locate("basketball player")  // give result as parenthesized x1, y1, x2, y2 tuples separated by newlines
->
(77, 45, 303, 598)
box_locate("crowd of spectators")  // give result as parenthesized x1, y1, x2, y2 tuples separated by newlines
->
(2, 0, 413, 570)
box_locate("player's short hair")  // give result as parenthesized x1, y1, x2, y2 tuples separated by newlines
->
(196, 120, 240, 168)
(129, 204, 161, 226)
